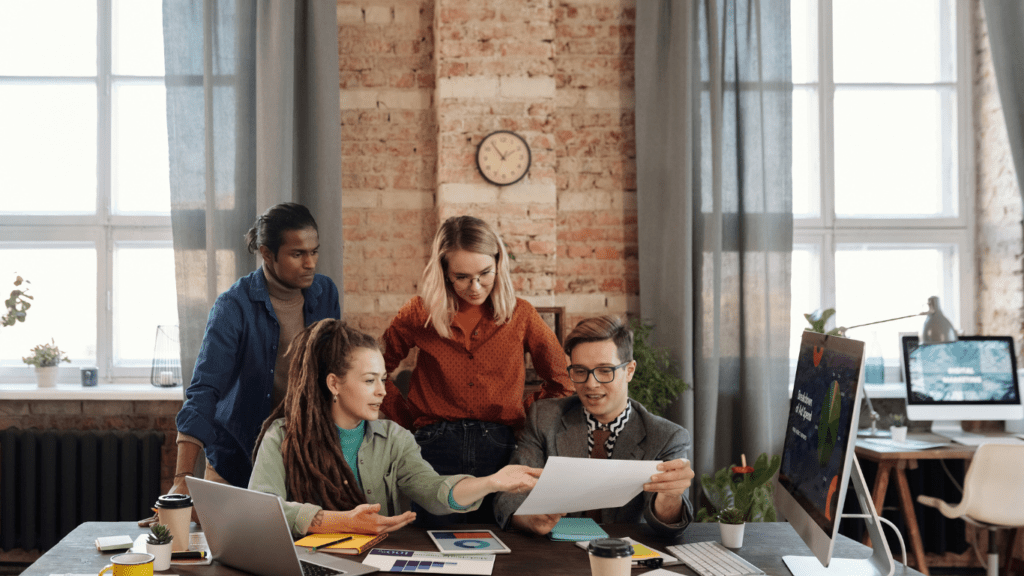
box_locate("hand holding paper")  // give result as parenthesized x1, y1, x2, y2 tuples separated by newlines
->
(513, 456, 662, 515)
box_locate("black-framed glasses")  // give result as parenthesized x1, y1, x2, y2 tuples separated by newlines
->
(567, 360, 631, 384)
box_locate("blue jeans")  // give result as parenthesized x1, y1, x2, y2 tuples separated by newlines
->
(412, 420, 517, 526)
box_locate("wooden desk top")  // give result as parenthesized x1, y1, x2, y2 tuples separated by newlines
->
(24, 521, 923, 576)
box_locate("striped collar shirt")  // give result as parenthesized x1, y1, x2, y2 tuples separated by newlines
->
(585, 402, 632, 458)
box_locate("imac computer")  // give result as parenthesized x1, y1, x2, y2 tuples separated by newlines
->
(901, 335, 1024, 443)
(775, 331, 895, 576)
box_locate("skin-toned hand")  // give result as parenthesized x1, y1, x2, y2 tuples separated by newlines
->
(510, 513, 565, 536)
(644, 458, 694, 524)
(487, 465, 542, 494)
(311, 503, 416, 535)
(138, 474, 200, 527)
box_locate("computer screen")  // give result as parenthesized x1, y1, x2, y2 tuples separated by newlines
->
(775, 331, 865, 568)
(902, 335, 1024, 423)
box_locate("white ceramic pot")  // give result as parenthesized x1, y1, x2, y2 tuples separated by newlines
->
(890, 426, 908, 443)
(719, 522, 745, 548)
(147, 541, 172, 571)
(34, 366, 58, 388)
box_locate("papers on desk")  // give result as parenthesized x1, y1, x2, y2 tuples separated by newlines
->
(363, 549, 494, 575)
(131, 533, 212, 565)
(514, 456, 661, 515)
(858, 438, 947, 451)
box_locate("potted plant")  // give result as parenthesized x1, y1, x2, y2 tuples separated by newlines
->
(890, 413, 908, 443)
(22, 338, 70, 388)
(804, 308, 841, 335)
(696, 452, 782, 530)
(147, 524, 173, 571)
(627, 318, 690, 416)
(714, 506, 746, 548)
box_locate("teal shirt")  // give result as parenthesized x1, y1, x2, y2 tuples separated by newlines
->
(336, 422, 365, 489)
(249, 418, 480, 536)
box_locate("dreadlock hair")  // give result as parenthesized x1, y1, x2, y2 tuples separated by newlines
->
(253, 318, 379, 512)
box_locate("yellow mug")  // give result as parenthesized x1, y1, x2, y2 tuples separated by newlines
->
(99, 553, 154, 576)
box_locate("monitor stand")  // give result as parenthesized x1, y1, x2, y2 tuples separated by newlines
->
(783, 457, 896, 576)
(930, 420, 985, 444)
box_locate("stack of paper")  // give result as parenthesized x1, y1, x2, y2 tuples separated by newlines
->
(548, 518, 608, 542)
(362, 549, 495, 575)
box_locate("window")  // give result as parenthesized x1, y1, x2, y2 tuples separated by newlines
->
(0, 0, 176, 384)
(789, 0, 974, 387)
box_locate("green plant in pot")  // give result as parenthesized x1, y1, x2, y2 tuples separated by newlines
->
(695, 452, 782, 523)
(147, 524, 174, 571)
(804, 308, 840, 336)
(627, 318, 690, 416)
(22, 338, 70, 388)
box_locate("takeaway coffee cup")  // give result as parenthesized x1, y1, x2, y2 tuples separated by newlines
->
(98, 552, 154, 576)
(587, 538, 633, 576)
(154, 494, 192, 552)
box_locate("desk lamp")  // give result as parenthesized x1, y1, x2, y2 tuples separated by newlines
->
(839, 296, 958, 438)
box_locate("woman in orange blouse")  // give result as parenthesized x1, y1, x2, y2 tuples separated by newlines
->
(380, 215, 573, 525)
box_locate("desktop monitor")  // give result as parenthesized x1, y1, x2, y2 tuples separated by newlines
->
(775, 331, 894, 576)
(901, 335, 1024, 438)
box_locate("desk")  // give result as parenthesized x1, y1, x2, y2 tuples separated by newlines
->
(855, 434, 976, 575)
(24, 521, 922, 576)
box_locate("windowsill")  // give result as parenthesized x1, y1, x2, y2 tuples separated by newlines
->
(0, 383, 183, 401)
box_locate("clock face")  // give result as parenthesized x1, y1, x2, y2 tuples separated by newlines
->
(476, 131, 531, 186)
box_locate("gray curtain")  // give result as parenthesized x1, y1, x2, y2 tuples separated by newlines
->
(162, 1, 342, 393)
(982, 1, 1024, 200)
(635, 0, 792, 502)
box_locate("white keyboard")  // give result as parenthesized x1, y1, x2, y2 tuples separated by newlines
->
(666, 541, 765, 576)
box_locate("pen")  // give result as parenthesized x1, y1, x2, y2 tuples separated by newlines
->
(171, 551, 207, 559)
(310, 536, 353, 553)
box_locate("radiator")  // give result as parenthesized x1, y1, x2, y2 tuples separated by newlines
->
(0, 427, 165, 552)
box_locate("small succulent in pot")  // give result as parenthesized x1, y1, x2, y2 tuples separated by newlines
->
(21, 338, 70, 367)
(148, 523, 173, 545)
(715, 506, 746, 525)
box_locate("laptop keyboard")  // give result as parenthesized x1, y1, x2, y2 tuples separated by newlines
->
(300, 560, 347, 576)
(666, 541, 765, 576)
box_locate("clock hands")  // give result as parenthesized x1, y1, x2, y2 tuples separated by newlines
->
(490, 142, 507, 160)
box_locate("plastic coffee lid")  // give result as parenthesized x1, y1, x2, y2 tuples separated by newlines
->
(155, 493, 193, 509)
(587, 538, 634, 558)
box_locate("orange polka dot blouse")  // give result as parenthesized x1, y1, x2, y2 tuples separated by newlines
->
(380, 296, 574, 431)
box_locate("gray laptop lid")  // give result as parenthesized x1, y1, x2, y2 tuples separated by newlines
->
(186, 476, 376, 576)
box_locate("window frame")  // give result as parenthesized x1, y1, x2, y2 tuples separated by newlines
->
(0, 1, 171, 384)
(793, 0, 975, 394)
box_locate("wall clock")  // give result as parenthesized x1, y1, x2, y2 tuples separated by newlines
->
(476, 130, 531, 186)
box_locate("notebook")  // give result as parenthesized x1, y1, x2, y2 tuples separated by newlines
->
(294, 533, 388, 555)
(186, 477, 376, 576)
(548, 517, 608, 541)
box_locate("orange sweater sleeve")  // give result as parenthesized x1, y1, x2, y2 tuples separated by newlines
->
(521, 302, 575, 410)
(379, 298, 420, 429)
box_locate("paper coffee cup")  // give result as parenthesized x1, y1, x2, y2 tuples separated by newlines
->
(587, 538, 633, 576)
(154, 494, 193, 552)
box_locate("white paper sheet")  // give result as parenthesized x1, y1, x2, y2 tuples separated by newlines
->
(514, 456, 661, 515)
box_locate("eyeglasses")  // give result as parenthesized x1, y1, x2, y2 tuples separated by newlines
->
(567, 360, 631, 384)
(448, 270, 496, 290)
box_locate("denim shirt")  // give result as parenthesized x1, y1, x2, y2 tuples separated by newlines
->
(176, 268, 340, 487)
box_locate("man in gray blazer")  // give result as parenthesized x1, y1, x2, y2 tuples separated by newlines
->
(494, 315, 695, 536)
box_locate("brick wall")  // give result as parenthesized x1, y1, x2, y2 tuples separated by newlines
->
(339, 0, 639, 335)
(973, 0, 1024, 350)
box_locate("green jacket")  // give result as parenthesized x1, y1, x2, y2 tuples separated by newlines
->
(249, 418, 478, 535)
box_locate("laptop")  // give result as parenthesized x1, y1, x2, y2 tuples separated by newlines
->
(186, 476, 377, 576)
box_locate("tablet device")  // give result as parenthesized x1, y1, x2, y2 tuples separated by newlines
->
(426, 530, 512, 554)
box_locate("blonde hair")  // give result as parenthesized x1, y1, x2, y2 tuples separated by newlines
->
(419, 216, 516, 338)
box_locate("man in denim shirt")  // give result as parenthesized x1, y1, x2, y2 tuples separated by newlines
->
(149, 204, 340, 523)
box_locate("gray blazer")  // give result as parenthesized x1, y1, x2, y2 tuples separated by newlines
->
(494, 397, 693, 536)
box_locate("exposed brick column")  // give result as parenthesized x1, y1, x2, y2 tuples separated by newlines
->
(338, 1, 439, 334)
(554, 1, 638, 327)
(434, 1, 559, 304)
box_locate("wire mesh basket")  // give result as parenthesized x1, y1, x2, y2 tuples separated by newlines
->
(150, 325, 183, 387)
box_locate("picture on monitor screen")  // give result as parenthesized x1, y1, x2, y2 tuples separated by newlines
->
(778, 333, 863, 538)
(904, 336, 1020, 405)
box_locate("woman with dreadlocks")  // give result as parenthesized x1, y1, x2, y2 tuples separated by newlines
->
(249, 319, 542, 536)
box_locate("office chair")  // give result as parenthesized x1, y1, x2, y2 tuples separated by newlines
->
(916, 443, 1024, 576)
